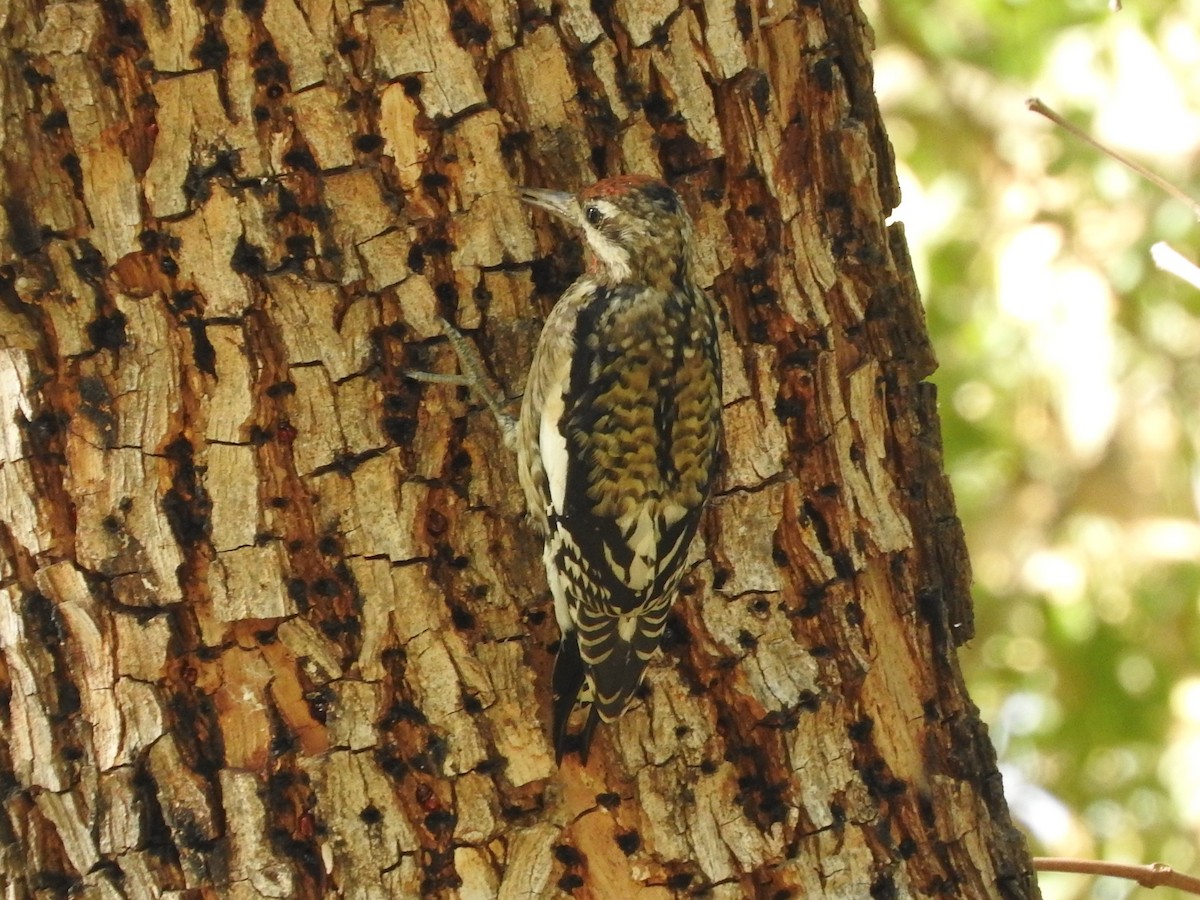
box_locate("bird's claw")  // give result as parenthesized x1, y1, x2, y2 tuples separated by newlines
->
(405, 319, 518, 449)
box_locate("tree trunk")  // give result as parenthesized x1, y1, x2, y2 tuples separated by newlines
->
(0, 0, 1040, 897)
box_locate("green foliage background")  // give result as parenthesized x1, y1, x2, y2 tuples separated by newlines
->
(868, 0, 1200, 896)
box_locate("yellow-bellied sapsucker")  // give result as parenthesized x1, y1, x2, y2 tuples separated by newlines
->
(516, 176, 722, 763)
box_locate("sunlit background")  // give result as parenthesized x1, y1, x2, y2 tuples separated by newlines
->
(866, 0, 1200, 896)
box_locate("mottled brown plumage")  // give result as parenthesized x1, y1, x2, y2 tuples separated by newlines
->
(517, 176, 722, 763)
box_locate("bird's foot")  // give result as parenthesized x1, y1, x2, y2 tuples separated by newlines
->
(404, 318, 518, 448)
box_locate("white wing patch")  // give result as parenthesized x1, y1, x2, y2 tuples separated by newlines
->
(539, 381, 569, 516)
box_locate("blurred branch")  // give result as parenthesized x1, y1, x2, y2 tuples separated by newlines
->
(1026, 97, 1200, 219)
(1034, 857, 1200, 894)
(1151, 242, 1200, 290)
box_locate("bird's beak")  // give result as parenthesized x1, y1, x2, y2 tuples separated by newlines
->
(518, 187, 578, 224)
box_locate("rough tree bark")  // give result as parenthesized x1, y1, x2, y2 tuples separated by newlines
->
(0, 0, 1041, 896)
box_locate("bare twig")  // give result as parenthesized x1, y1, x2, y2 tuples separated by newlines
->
(1034, 857, 1200, 895)
(1026, 97, 1200, 220)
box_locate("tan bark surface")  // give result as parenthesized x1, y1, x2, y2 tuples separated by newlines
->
(0, 0, 1040, 896)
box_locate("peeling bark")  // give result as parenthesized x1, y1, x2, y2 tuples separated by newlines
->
(0, 0, 1038, 897)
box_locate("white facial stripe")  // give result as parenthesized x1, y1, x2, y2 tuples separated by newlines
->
(583, 226, 631, 280)
(581, 199, 631, 280)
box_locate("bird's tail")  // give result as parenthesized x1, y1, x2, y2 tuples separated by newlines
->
(552, 630, 587, 764)
(553, 615, 664, 763)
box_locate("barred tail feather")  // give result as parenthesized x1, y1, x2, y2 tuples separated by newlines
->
(590, 640, 649, 722)
(552, 630, 587, 764)
(555, 596, 676, 761)
(566, 640, 647, 765)
(553, 626, 653, 764)
(578, 704, 601, 765)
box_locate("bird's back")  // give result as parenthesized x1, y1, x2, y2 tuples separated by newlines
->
(518, 270, 721, 760)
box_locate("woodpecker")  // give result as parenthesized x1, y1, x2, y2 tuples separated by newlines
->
(515, 176, 722, 763)
(409, 176, 722, 763)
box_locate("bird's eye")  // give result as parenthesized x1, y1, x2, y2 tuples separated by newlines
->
(584, 205, 603, 226)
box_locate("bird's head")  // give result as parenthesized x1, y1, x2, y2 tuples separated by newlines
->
(520, 175, 693, 286)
